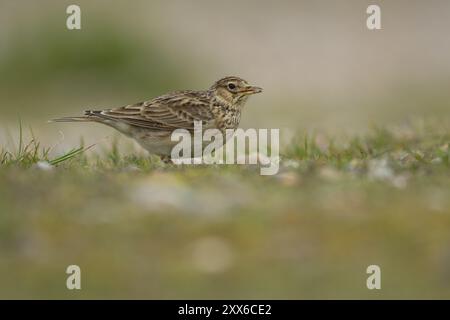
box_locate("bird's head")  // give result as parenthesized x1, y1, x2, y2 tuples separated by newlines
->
(209, 76, 262, 107)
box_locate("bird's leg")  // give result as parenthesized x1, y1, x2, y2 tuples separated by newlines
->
(159, 155, 173, 164)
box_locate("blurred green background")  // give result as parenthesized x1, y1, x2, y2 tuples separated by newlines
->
(0, 0, 450, 299)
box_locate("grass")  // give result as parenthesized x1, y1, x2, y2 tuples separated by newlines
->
(0, 121, 95, 167)
(0, 119, 449, 299)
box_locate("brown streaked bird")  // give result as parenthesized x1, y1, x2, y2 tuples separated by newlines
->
(51, 76, 262, 162)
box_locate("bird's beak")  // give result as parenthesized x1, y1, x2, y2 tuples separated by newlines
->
(240, 85, 263, 95)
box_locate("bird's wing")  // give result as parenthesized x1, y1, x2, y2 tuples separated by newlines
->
(89, 91, 214, 132)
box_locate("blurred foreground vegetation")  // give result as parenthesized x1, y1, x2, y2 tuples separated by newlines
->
(0, 119, 449, 299)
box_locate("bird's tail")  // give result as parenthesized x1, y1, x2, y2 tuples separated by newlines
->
(49, 111, 103, 123)
(49, 116, 94, 123)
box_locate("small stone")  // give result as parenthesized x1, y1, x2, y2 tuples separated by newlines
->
(431, 158, 443, 164)
(34, 161, 53, 171)
(283, 159, 300, 169)
(368, 158, 394, 180)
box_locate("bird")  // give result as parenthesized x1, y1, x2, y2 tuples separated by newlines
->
(51, 76, 262, 163)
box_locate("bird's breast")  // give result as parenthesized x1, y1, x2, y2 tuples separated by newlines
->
(211, 103, 242, 131)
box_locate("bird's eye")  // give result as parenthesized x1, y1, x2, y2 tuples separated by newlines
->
(227, 83, 236, 91)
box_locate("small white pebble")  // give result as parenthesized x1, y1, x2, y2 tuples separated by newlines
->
(431, 158, 443, 164)
(368, 158, 394, 180)
(283, 159, 300, 169)
(34, 161, 53, 171)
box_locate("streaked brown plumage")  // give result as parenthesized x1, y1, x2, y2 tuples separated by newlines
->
(51, 76, 262, 162)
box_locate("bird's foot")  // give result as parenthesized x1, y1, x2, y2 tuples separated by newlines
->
(159, 155, 173, 164)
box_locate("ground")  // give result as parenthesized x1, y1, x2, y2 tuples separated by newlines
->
(0, 119, 449, 299)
